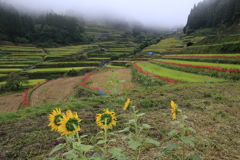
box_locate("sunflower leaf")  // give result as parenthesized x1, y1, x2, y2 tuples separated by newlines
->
(49, 143, 65, 156)
(109, 139, 117, 142)
(62, 149, 78, 159)
(122, 133, 133, 140)
(97, 140, 107, 144)
(170, 121, 180, 125)
(180, 137, 195, 147)
(80, 144, 94, 152)
(168, 129, 179, 137)
(141, 124, 151, 129)
(136, 113, 145, 117)
(128, 140, 141, 150)
(145, 138, 160, 146)
(118, 127, 130, 133)
(189, 154, 201, 160)
(185, 127, 196, 132)
(162, 142, 179, 153)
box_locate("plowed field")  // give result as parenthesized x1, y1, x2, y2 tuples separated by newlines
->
(30, 76, 83, 107)
(0, 92, 23, 113)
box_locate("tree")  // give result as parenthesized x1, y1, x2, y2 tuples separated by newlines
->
(4, 72, 28, 91)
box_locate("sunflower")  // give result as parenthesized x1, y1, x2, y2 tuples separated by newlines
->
(58, 110, 82, 136)
(48, 108, 63, 131)
(170, 101, 177, 120)
(123, 98, 131, 110)
(96, 109, 117, 130)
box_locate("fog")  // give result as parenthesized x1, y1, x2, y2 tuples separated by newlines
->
(2, 0, 203, 28)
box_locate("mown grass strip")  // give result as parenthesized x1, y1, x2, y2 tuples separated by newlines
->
(0, 68, 22, 73)
(23, 67, 97, 73)
(154, 59, 240, 70)
(137, 62, 226, 82)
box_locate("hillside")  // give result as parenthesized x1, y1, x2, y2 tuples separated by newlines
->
(0, 33, 240, 159)
(184, 0, 240, 35)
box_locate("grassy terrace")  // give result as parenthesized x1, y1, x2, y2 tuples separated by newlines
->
(137, 62, 226, 82)
(0, 64, 30, 68)
(0, 79, 45, 87)
(35, 61, 100, 68)
(163, 53, 240, 57)
(154, 59, 240, 70)
(0, 45, 43, 52)
(0, 61, 38, 64)
(22, 67, 97, 73)
(141, 37, 184, 53)
(0, 68, 22, 73)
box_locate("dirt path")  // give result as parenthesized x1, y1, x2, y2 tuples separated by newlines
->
(89, 68, 137, 93)
(30, 76, 83, 107)
(0, 92, 23, 113)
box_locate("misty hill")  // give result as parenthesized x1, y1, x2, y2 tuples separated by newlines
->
(183, 0, 240, 35)
(0, 2, 167, 48)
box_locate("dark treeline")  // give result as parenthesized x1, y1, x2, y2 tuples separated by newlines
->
(183, 0, 240, 34)
(0, 2, 90, 47)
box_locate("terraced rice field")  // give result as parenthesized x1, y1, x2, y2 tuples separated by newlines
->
(136, 62, 226, 82)
(23, 67, 96, 73)
(141, 37, 184, 53)
(30, 76, 83, 107)
(154, 59, 240, 70)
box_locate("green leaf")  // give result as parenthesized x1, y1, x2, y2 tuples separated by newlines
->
(80, 144, 94, 152)
(48, 155, 59, 160)
(136, 113, 145, 117)
(189, 154, 201, 160)
(182, 115, 188, 120)
(49, 143, 65, 156)
(109, 139, 117, 142)
(185, 127, 196, 132)
(180, 137, 195, 147)
(141, 124, 151, 129)
(108, 147, 123, 157)
(122, 133, 133, 140)
(97, 139, 107, 144)
(72, 142, 80, 149)
(62, 150, 78, 159)
(170, 121, 180, 125)
(168, 129, 179, 137)
(118, 127, 130, 133)
(145, 138, 160, 146)
(128, 139, 142, 150)
(162, 142, 179, 153)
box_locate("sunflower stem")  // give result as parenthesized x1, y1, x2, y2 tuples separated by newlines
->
(74, 124, 84, 157)
(132, 106, 139, 138)
(180, 110, 186, 160)
(103, 118, 108, 160)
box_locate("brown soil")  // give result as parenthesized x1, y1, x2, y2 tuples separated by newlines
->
(0, 92, 23, 113)
(89, 68, 137, 93)
(30, 76, 83, 107)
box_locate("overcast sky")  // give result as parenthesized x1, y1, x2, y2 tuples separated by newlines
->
(2, 0, 203, 28)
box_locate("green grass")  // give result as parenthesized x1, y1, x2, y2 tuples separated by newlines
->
(141, 37, 184, 53)
(163, 53, 240, 57)
(0, 68, 22, 73)
(0, 45, 43, 52)
(137, 62, 226, 82)
(155, 59, 240, 70)
(23, 67, 96, 73)
(0, 81, 240, 159)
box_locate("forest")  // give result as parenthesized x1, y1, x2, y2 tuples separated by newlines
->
(0, 2, 89, 46)
(183, 0, 240, 34)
